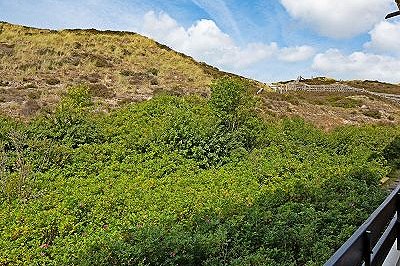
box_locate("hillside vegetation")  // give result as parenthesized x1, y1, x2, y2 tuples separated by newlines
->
(1, 79, 399, 265)
(2, 22, 400, 265)
(281, 77, 400, 93)
(264, 77, 400, 129)
(1, 22, 399, 130)
(0, 22, 265, 117)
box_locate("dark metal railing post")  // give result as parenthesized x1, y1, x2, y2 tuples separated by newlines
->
(325, 185, 400, 266)
(397, 193, 400, 250)
(364, 230, 372, 266)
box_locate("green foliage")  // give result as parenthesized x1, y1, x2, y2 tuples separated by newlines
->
(0, 120, 34, 202)
(0, 79, 397, 265)
(330, 97, 362, 108)
(29, 86, 104, 148)
(209, 78, 255, 130)
(363, 109, 382, 119)
(61, 85, 93, 110)
(384, 136, 400, 168)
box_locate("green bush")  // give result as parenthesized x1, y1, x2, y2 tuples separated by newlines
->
(363, 109, 382, 119)
(0, 79, 396, 265)
(209, 78, 255, 130)
(29, 86, 104, 148)
(330, 97, 362, 108)
(384, 136, 400, 168)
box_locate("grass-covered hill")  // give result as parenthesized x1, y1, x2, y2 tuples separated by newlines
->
(280, 76, 400, 93)
(1, 22, 399, 130)
(0, 22, 266, 118)
(295, 76, 400, 94)
(264, 77, 400, 130)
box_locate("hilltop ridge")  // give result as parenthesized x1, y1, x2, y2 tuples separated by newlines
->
(0, 22, 266, 117)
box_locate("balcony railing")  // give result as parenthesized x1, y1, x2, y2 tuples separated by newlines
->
(325, 184, 400, 266)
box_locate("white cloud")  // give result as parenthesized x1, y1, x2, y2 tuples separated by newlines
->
(190, 0, 240, 37)
(278, 46, 316, 62)
(280, 0, 393, 38)
(141, 11, 315, 70)
(218, 43, 279, 68)
(143, 11, 189, 49)
(312, 49, 400, 83)
(365, 21, 400, 55)
(311, 17, 400, 83)
(184, 19, 234, 55)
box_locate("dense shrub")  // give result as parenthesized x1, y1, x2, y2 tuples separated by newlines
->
(0, 80, 397, 265)
(384, 136, 400, 168)
(363, 109, 382, 119)
(28, 86, 105, 148)
(209, 78, 255, 130)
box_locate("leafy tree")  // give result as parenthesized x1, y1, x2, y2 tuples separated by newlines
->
(209, 78, 255, 130)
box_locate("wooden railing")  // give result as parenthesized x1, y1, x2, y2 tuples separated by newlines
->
(270, 83, 400, 104)
(271, 83, 365, 94)
(325, 185, 400, 266)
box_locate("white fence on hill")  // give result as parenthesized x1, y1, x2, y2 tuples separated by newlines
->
(269, 82, 400, 104)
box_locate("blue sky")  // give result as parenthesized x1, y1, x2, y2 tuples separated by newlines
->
(1, 0, 400, 83)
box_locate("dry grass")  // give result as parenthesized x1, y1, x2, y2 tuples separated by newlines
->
(345, 80, 400, 94)
(259, 91, 400, 130)
(0, 22, 267, 117)
(300, 77, 400, 94)
(1, 21, 399, 130)
(302, 77, 337, 85)
(280, 77, 400, 95)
